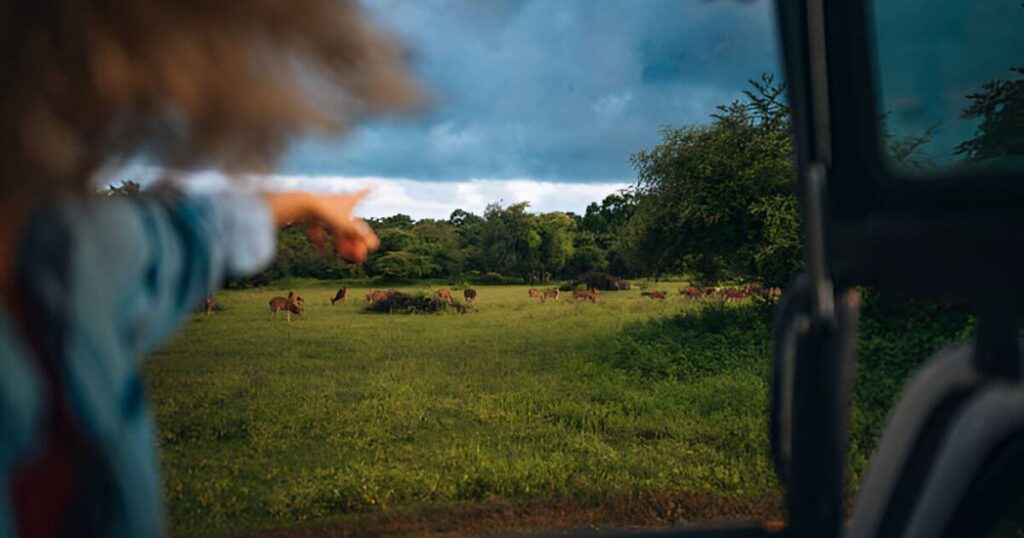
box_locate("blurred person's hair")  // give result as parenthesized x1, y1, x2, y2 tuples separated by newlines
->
(0, 0, 420, 202)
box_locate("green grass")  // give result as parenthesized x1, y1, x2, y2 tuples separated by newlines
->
(145, 282, 781, 535)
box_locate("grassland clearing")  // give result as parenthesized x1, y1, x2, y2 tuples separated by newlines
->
(145, 281, 785, 536)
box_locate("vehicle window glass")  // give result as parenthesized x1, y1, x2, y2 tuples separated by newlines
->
(870, 0, 1023, 176)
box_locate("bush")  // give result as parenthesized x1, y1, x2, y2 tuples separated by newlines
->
(482, 272, 504, 283)
(601, 290, 974, 484)
(226, 270, 274, 289)
(848, 290, 974, 479)
(604, 302, 771, 382)
(576, 271, 630, 291)
(364, 292, 467, 314)
(368, 252, 441, 279)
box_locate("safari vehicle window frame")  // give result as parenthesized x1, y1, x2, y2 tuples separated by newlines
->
(779, 0, 1024, 299)
(825, 0, 1024, 219)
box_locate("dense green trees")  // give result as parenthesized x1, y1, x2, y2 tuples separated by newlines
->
(624, 74, 800, 286)
(235, 75, 806, 286)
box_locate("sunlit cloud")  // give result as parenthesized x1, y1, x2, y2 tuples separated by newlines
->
(106, 167, 630, 220)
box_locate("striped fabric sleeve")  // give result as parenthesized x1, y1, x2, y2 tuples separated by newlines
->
(205, 191, 277, 278)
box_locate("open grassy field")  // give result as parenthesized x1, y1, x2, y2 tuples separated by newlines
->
(144, 281, 782, 536)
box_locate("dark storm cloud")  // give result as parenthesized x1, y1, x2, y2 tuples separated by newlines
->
(281, 0, 780, 182)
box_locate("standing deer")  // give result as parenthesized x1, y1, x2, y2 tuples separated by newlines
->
(269, 291, 304, 321)
(437, 288, 453, 303)
(331, 287, 349, 305)
(463, 288, 477, 303)
(541, 289, 560, 302)
(203, 294, 217, 315)
(572, 289, 599, 302)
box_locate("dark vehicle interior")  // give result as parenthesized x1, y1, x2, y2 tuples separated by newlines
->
(586, 0, 1023, 536)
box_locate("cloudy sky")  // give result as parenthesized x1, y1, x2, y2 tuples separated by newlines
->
(250, 1, 782, 218)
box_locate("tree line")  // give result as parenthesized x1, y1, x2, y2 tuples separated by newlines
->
(236, 74, 802, 287)
(117, 66, 1011, 288)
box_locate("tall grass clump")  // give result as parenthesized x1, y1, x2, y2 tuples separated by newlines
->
(365, 292, 468, 314)
(848, 290, 974, 480)
(605, 300, 772, 383)
(602, 291, 974, 487)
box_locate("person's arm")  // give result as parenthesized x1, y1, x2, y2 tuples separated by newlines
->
(17, 187, 376, 357)
(263, 189, 379, 262)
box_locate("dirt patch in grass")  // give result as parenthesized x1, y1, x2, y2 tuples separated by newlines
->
(228, 492, 784, 538)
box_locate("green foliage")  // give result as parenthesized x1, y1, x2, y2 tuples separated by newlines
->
(477, 201, 541, 276)
(234, 75, 809, 288)
(150, 277, 975, 535)
(369, 252, 441, 280)
(847, 290, 974, 482)
(570, 271, 630, 291)
(364, 292, 467, 314)
(236, 225, 363, 285)
(565, 244, 608, 276)
(625, 74, 800, 286)
(600, 290, 974, 493)
(606, 301, 772, 382)
(481, 271, 504, 283)
(535, 212, 576, 276)
(581, 191, 639, 252)
(146, 284, 782, 534)
(748, 194, 803, 283)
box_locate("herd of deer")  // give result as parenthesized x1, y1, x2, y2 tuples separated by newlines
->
(199, 282, 780, 322)
(357, 287, 478, 305)
(433, 287, 478, 303)
(263, 286, 479, 322)
(527, 287, 600, 302)
(641, 283, 783, 301)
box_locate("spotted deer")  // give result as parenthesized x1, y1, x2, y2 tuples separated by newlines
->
(331, 287, 349, 305)
(269, 291, 304, 321)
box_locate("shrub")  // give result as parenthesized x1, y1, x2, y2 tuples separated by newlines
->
(577, 271, 630, 291)
(364, 292, 467, 314)
(848, 290, 974, 479)
(482, 272, 504, 283)
(602, 290, 973, 483)
(604, 302, 771, 383)
(226, 270, 274, 289)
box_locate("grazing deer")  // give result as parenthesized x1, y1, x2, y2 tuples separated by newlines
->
(682, 285, 705, 300)
(573, 288, 598, 301)
(437, 288, 453, 303)
(331, 287, 349, 305)
(463, 288, 477, 303)
(528, 287, 541, 298)
(269, 291, 304, 321)
(204, 294, 217, 315)
(572, 289, 599, 302)
(541, 289, 559, 302)
(366, 290, 388, 303)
